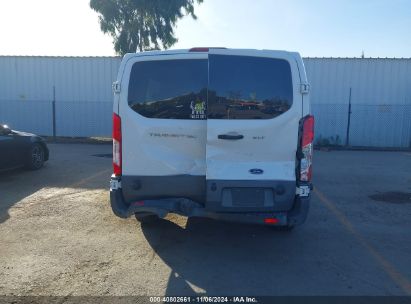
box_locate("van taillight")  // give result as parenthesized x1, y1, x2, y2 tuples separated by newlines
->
(112, 113, 122, 176)
(299, 115, 314, 182)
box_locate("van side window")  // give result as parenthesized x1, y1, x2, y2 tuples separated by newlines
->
(128, 59, 208, 119)
(208, 55, 293, 119)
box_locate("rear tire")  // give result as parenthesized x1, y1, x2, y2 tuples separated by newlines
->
(26, 143, 45, 170)
(135, 212, 159, 223)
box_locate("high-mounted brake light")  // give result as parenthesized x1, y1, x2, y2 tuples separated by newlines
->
(189, 47, 226, 52)
(189, 47, 210, 52)
(299, 115, 314, 182)
(112, 113, 122, 176)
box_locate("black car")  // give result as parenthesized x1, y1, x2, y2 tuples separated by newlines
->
(0, 124, 49, 171)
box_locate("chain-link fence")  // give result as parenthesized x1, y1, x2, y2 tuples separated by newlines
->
(0, 100, 112, 137)
(1, 99, 410, 149)
(0, 100, 53, 135)
(312, 103, 411, 148)
(54, 101, 112, 137)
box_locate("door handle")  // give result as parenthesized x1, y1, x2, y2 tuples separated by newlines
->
(218, 134, 244, 140)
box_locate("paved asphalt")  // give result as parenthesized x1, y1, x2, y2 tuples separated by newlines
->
(0, 144, 410, 296)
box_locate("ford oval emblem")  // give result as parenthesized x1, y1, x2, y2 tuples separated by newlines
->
(249, 168, 264, 175)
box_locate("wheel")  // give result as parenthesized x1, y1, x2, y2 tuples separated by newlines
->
(135, 212, 159, 223)
(26, 143, 45, 170)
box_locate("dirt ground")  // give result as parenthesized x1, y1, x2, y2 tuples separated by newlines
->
(0, 144, 410, 296)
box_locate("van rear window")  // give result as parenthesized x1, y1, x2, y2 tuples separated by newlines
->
(128, 56, 293, 120)
(208, 55, 293, 119)
(128, 59, 208, 119)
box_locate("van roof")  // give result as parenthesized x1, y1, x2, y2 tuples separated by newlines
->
(124, 48, 302, 61)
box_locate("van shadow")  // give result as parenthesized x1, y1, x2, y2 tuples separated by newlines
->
(141, 216, 316, 296)
(0, 143, 112, 224)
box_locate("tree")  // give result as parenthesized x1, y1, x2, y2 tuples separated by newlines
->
(90, 0, 203, 55)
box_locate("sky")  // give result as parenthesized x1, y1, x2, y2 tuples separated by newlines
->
(0, 0, 410, 58)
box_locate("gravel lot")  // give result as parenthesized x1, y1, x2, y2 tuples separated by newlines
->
(0, 144, 410, 296)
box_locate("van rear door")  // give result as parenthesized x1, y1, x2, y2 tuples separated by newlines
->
(206, 49, 302, 212)
(119, 53, 208, 203)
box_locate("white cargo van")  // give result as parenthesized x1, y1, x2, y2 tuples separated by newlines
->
(110, 48, 314, 230)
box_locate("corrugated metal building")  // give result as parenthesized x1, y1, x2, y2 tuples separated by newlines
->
(0, 56, 121, 137)
(305, 58, 411, 148)
(0, 56, 410, 148)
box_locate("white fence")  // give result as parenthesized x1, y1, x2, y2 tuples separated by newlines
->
(0, 56, 410, 148)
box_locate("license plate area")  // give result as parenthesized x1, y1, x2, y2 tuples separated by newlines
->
(222, 188, 274, 207)
(205, 180, 295, 212)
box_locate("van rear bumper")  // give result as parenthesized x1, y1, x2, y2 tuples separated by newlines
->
(110, 182, 310, 227)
